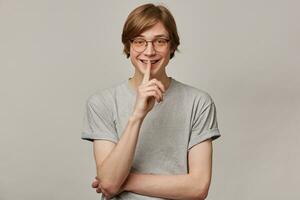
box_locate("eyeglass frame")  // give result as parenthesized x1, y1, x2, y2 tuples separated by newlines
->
(129, 37, 170, 53)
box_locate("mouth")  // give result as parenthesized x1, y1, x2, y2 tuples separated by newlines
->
(139, 59, 161, 65)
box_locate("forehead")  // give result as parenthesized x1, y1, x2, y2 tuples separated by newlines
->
(138, 22, 169, 38)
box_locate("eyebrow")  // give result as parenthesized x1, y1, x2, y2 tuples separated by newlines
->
(137, 34, 169, 38)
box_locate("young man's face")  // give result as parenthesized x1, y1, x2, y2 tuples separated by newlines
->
(129, 22, 173, 78)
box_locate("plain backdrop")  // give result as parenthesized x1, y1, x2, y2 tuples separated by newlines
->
(0, 0, 299, 199)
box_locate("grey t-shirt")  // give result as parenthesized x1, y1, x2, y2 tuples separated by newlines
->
(81, 77, 221, 200)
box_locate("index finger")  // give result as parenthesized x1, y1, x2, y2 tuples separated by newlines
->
(142, 60, 151, 84)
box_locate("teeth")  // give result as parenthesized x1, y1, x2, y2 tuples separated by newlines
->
(140, 60, 159, 64)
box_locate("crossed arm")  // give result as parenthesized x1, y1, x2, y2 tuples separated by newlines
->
(92, 138, 213, 200)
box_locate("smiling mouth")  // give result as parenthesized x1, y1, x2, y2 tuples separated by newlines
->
(140, 59, 160, 64)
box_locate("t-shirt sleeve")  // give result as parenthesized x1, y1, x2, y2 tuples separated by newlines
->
(81, 94, 119, 143)
(188, 94, 221, 151)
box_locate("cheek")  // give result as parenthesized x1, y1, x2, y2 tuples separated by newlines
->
(129, 47, 139, 58)
(162, 48, 172, 58)
(162, 52, 171, 61)
(129, 52, 141, 67)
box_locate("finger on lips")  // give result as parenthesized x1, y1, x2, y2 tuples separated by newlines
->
(142, 60, 165, 102)
(142, 60, 151, 84)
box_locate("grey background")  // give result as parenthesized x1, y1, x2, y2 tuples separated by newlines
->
(0, 0, 299, 199)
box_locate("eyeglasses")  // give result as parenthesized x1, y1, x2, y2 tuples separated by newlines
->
(130, 38, 170, 53)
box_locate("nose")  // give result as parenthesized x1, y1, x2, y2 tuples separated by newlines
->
(143, 42, 156, 56)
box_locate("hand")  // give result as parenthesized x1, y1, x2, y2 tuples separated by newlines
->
(91, 177, 102, 194)
(92, 176, 106, 196)
(132, 60, 166, 119)
(91, 177, 126, 199)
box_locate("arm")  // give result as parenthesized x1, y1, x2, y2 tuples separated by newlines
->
(94, 64, 165, 198)
(123, 139, 213, 200)
(95, 115, 144, 196)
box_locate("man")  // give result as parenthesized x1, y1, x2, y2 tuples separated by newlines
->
(81, 3, 221, 199)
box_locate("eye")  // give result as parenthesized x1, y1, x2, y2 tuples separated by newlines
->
(155, 38, 168, 45)
(133, 39, 145, 46)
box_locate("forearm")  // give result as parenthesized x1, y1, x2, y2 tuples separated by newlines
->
(97, 116, 143, 191)
(124, 173, 207, 200)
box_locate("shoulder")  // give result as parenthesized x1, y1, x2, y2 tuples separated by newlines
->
(173, 79, 215, 106)
(86, 80, 125, 107)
